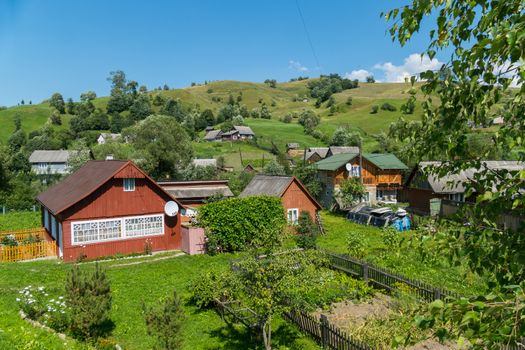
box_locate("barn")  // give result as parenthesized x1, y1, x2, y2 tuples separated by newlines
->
(239, 175, 321, 224)
(36, 160, 183, 262)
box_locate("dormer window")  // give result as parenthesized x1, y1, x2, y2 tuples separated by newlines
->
(123, 178, 135, 192)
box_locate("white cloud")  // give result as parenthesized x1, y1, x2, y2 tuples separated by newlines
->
(373, 53, 444, 82)
(288, 60, 309, 72)
(344, 69, 371, 82)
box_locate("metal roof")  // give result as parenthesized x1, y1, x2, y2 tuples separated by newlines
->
(221, 130, 239, 137)
(204, 130, 222, 140)
(233, 125, 255, 136)
(314, 153, 408, 171)
(29, 150, 71, 163)
(239, 175, 293, 197)
(328, 146, 360, 155)
(305, 147, 329, 160)
(419, 161, 525, 194)
(37, 160, 180, 215)
(192, 158, 217, 167)
(165, 186, 234, 200)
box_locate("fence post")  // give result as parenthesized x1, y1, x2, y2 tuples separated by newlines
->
(363, 263, 369, 281)
(433, 288, 442, 301)
(320, 314, 329, 347)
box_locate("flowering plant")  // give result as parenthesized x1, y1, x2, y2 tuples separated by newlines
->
(17, 285, 69, 332)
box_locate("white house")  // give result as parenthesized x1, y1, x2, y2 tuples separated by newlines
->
(97, 133, 121, 145)
(29, 150, 72, 175)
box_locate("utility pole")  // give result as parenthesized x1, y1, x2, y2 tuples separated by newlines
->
(359, 138, 363, 183)
(239, 147, 243, 167)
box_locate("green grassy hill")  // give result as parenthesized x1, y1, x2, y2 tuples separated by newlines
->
(0, 80, 422, 169)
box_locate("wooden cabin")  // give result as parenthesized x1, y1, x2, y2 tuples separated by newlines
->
(239, 175, 321, 224)
(315, 153, 407, 208)
(36, 160, 183, 262)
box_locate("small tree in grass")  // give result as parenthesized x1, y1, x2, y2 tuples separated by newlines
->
(144, 290, 186, 350)
(65, 263, 112, 340)
(296, 211, 319, 249)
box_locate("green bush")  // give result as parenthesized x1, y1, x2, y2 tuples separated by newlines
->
(370, 105, 379, 114)
(190, 271, 239, 308)
(65, 264, 112, 340)
(296, 211, 318, 249)
(143, 290, 186, 350)
(198, 196, 286, 253)
(347, 230, 366, 258)
(380, 102, 397, 112)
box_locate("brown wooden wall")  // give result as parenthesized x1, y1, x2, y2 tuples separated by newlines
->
(402, 187, 448, 214)
(281, 180, 319, 220)
(57, 177, 181, 262)
(327, 158, 404, 187)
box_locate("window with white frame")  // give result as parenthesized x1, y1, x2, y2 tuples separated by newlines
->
(351, 165, 360, 177)
(123, 178, 135, 192)
(448, 193, 465, 202)
(287, 208, 299, 225)
(71, 214, 163, 244)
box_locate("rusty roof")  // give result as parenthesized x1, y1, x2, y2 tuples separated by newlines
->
(36, 160, 181, 215)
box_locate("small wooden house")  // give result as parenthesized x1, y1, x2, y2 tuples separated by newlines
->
(29, 150, 73, 175)
(158, 180, 234, 208)
(239, 175, 321, 224)
(36, 160, 183, 262)
(315, 153, 407, 207)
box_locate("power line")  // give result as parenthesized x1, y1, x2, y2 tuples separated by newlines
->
(295, 0, 321, 72)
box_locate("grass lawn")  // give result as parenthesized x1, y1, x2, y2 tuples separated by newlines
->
(317, 211, 487, 295)
(193, 141, 275, 171)
(0, 211, 41, 231)
(0, 251, 319, 349)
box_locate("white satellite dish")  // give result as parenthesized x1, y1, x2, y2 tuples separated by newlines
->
(164, 201, 179, 217)
(345, 163, 352, 171)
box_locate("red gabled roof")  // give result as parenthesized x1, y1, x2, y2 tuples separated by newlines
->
(37, 160, 182, 215)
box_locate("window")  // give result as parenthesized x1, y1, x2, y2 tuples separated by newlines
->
(287, 208, 299, 225)
(448, 193, 464, 202)
(351, 165, 360, 177)
(71, 214, 163, 245)
(44, 208, 50, 231)
(123, 178, 135, 192)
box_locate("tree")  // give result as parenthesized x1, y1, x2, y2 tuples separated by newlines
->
(49, 93, 66, 114)
(80, 91, 97, 102)
(338, 178, 365, 208)
(50, 111, 62, 125)
(14, 114, 22, 131)
(129, 94, 152, 122)
(296, 211, 318, 249)
(67, 140, 91, 173)
(263, 159, 286, 176)
(346, 97, 353, 106)
(231, 115, 244, 126)
(365, 75, 375, 83)
(122, 115, 193, 178)
(200, 109, 215, 126)
(110, 113, 125, 133)
(298, 109, 320, 133)
(293, 163, 323, 199)
(260, 103, 272, 119)
(370, 105, 378, 114)
(264, 79, 277, 88)
(161, 98, 186, 123)
(65, 264, 112, 340)
(107, 70, 132, 114)
(143, 290, 185, 350)
(330, 127, 361, 147)
(385, 0, 525, 344)
(8, 129, 26, 152)
(66, 98, 76, 115)
(87, 109, 110, 130)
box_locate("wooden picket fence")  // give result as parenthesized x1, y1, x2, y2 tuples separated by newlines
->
(0, 227, 47, 242)
(284, 310, 372, 350)
(0, 240, 57, 262)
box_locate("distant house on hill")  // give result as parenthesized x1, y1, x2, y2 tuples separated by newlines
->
(204, 129, 223, 142)
(239, 175, 321, 224)
(36, 160, 183, 261)
(243, 164, 257, 173)
(233, 126, 255, 140)
(220, 130, 240, 141)
(97, 133, 121, 145)
(326, 146, 360, 157)
(29, 150, 72, 175)
(304, 147, 329, 163)
(314, 153, 408, 207)
(192, 158, 217, 168)
(205, 126, 215, 132)
(403, 160, 525, 215)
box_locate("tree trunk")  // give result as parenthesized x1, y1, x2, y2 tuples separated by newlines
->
(262, 317, 272, 350)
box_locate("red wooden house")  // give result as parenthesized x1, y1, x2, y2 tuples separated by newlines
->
(36, 160, 183, 262)
(239, 175, 321, 224)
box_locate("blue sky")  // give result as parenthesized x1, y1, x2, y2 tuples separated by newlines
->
(0, 0, 449, 106)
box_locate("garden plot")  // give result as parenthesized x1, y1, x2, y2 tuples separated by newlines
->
(314, 292, 463, 350)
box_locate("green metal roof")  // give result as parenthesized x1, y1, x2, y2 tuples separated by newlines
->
(363, 153, 408, 170)
(313, 152, 407, 171)
(314, 153, 358, 171)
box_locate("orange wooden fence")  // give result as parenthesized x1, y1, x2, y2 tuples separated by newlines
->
(0, 241, 57, 262)
(0, 228, 47, 242)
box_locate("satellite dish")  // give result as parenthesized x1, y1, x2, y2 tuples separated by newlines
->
(345, 163, 352, 171)
(164, 201, 179, 217)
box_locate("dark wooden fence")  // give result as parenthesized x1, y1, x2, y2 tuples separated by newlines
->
(325, 251, 461, 302)
(316, 212, 325, 235)
(284, 310, 372, 350)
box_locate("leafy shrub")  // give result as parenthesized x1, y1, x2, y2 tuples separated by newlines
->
(347, 230, 366, 258)
(401, 97, 416, 114)
(296, 211, 318, 249)
(144, 290, 186, 350)
(280, 113, 293, 123)
(381, 228, 401, 250)
(66, 264, 112, 340)
(380, 102, 397, 111)
(17, 286, 69, 333)
(1, 235, 18, 247)
(370, 105, 379, 114)
(198, 196, 286, 253)
(190, 271, 239, 308)
(346, 96, 353, 106)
